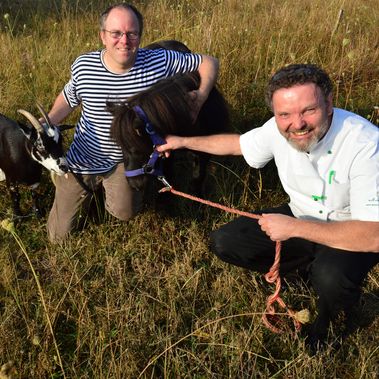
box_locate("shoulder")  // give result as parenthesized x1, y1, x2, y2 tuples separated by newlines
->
(239, 116, 283, 163)
(137, 48, 167, 59)
(332, 108, 378, 143)
(137, 47, 199, 61)
(242, 117, 280, 140)
(72, 50, 102, 67)
(133, 48, 167, 67)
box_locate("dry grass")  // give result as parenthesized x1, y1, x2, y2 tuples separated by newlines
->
(0, 0, 378, 378)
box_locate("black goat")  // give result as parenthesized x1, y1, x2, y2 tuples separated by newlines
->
(0, 104, 68, 217)
(109, 40, 230, 200)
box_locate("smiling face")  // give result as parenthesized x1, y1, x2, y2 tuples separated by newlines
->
(100, 7, 141, 73)
(272, 83, 333, 152)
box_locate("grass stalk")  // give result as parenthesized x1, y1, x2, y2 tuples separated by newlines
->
(1, 220, 66, 379)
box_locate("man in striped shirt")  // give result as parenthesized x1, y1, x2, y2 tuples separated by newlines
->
(46, 3, 219, 243)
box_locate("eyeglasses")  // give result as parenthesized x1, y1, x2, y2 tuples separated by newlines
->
(102, 30, 140, 40)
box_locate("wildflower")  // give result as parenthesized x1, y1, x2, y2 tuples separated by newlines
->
(294, 308, 310, 324)
(1, 219, 15, 233)
(32, 335, 41, 346)
(342, 38, 350, 47)
(0, 361, 16, 379)
(3, 13, 10, 20)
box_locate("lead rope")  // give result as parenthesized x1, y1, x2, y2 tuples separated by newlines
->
(159, 185, 308, 333)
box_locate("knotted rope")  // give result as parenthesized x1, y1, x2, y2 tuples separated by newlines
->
(160, 186, 308, 333)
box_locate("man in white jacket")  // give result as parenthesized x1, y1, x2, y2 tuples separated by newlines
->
(157, 63, 379, 351)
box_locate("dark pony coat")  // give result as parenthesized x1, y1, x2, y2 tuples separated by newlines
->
(109, 40, 230, 201)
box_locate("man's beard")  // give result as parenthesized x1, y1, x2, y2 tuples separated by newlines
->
(286, 119, 330, 152)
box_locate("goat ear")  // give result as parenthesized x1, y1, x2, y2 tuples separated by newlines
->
(18, 122, 33, 139)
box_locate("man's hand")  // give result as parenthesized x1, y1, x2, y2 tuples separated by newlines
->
(156, 135, 185, 158)
(192, 54, 219, 121)
(258, 213, 298, 241)
(259, 214, 379, 252)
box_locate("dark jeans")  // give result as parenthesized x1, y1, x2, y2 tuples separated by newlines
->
(210, 205, 379, 335)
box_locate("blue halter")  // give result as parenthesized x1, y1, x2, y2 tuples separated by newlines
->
(124, 105, 167, 178)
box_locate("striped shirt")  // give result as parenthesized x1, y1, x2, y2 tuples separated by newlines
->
(63, 48, 202, 174)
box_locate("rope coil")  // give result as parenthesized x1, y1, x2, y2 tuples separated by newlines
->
(160, 186, 306, 333)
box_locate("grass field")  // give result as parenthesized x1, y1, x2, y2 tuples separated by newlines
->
(0, 0, 378, 378)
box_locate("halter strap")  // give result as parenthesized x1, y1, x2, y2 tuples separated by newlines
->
(133, 105, 167, 146)
(124, 150, 163, 177)
(125, 106, 166, 178)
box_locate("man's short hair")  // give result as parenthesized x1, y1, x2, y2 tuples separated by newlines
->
(265, 64, 333, 109)
(100, 3, 144, 36)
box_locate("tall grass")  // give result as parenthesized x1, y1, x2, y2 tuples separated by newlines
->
(0, 0, 378, 377)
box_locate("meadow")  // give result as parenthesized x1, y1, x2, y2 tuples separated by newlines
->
(0, 0, 378, 377)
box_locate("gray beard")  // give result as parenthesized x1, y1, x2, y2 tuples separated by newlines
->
(286, 119, 330, 152)
(288, 135, 319, 152)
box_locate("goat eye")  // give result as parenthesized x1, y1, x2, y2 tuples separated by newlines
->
(36, 147, 48, 158)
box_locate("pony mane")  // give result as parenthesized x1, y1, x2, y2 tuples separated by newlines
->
(109, 72, 200, 155)
(144, 40, 191, 53)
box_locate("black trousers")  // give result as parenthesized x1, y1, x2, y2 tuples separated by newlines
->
(209, 205, 379, 335)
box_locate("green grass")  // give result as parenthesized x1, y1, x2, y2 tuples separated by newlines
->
(0, 0, 378, 377)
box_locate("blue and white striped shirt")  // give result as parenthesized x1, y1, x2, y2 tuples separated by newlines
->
(63, 48, 201, 174)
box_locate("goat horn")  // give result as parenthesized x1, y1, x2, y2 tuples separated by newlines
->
(36, 102, 53, 128)
(17, 109, 44, 133)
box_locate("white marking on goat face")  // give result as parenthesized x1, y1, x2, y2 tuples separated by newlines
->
(38, 155, 68, 176)
(30, 125, 68, 175)
(0, 169, 6, 181)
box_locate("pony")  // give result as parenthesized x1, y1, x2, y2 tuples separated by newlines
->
(109, 40, 230, 202)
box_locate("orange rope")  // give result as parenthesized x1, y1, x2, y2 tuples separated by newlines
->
(160, 186, 302, 333)
(261, 240, 302, 333)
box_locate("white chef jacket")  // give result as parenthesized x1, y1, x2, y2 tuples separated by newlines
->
(240, 108, 379, 222)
